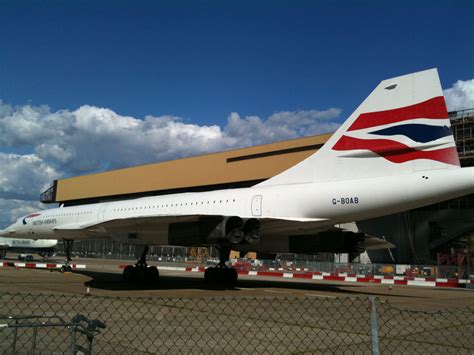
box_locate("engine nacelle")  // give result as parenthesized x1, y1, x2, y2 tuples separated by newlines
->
(224, 216, 244, 243)
(242, 218, 261, 244)
(218, 217, 261, 245)
(167, 216, 261, 246)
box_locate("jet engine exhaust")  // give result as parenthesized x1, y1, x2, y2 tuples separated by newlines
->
(225, 216, 244, 244)
(243, 218, 260, 244)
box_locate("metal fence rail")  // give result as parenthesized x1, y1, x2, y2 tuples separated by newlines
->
(0, 313, 105, 354)
(1, 292, 473, 354)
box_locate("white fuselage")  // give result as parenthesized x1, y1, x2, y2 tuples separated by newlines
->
(2, 167, 473, 252)
(0, 237, 57, 250)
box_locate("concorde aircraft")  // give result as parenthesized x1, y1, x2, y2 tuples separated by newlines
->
(1, 68, 473, 284)
(0, 237, 57, 260)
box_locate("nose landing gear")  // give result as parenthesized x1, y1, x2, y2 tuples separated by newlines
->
(60, 239, 74, 273)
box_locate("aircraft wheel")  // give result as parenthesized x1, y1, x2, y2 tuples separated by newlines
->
(136, 266, 148, 283)
(60, 265, 72, 273)
(215, 268, 228, 283)
(204, 267, 216, 283)
(146, 266, 159, 282)
(226, 268, 238, 286)
(123, 265, 136, 282)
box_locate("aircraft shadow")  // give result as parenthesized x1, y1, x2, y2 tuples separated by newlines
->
(77, 269, 420, 298)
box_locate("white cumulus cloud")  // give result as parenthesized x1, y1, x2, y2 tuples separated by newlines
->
(0, 153, 59, 201)
(444, 79, 474, 112)
(224, 108, 341, 148)
(0, 101, 342, 175)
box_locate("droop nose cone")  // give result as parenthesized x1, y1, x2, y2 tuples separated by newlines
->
(0, 222, 17, 236)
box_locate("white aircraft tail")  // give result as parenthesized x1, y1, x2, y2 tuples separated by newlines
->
(257, 68, 460, 186)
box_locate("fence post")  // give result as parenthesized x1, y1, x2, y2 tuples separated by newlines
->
(369, 296, 380, 355)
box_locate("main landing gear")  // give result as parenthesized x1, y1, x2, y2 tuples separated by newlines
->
(60, 239, 74, 273)
(204, 246, 238, 286)
(122, 245, 159, 283)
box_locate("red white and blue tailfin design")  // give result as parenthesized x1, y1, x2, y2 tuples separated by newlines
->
(257, 68, 460, 186)
(332, 96, 459, 166)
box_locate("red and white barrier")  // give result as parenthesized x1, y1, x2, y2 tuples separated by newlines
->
(117, 264, 473, 288)
(0, 261, 86, 269)
(5, 260, 467, 288)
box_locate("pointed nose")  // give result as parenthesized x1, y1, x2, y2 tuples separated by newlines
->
(0, 222, 16, 237)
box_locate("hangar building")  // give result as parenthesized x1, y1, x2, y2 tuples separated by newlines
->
(42, 109, 474, 264)
(41, 134, 331, 206)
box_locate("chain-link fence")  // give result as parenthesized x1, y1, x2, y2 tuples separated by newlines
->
(0, 292, 473, 354)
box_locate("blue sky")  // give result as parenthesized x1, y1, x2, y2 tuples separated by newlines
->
(1, 0, 472, 123)
(0, 0, 473, 227)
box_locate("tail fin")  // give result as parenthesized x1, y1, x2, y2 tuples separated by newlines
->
(258, 68, 460, 186)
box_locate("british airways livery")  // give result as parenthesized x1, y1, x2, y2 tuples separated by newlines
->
(1, 69, 473, 284)
(332, 96, 459, 165)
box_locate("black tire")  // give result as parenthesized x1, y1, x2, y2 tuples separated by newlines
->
(215, 268, 227, 283)
(204, 267, 216, 283)
(136, 266, 148, 283)
(146, 266, 159, 282)
(226, 268, 238, 286)
(61, 264, 73, 273)
(123, 265, 136, 282)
